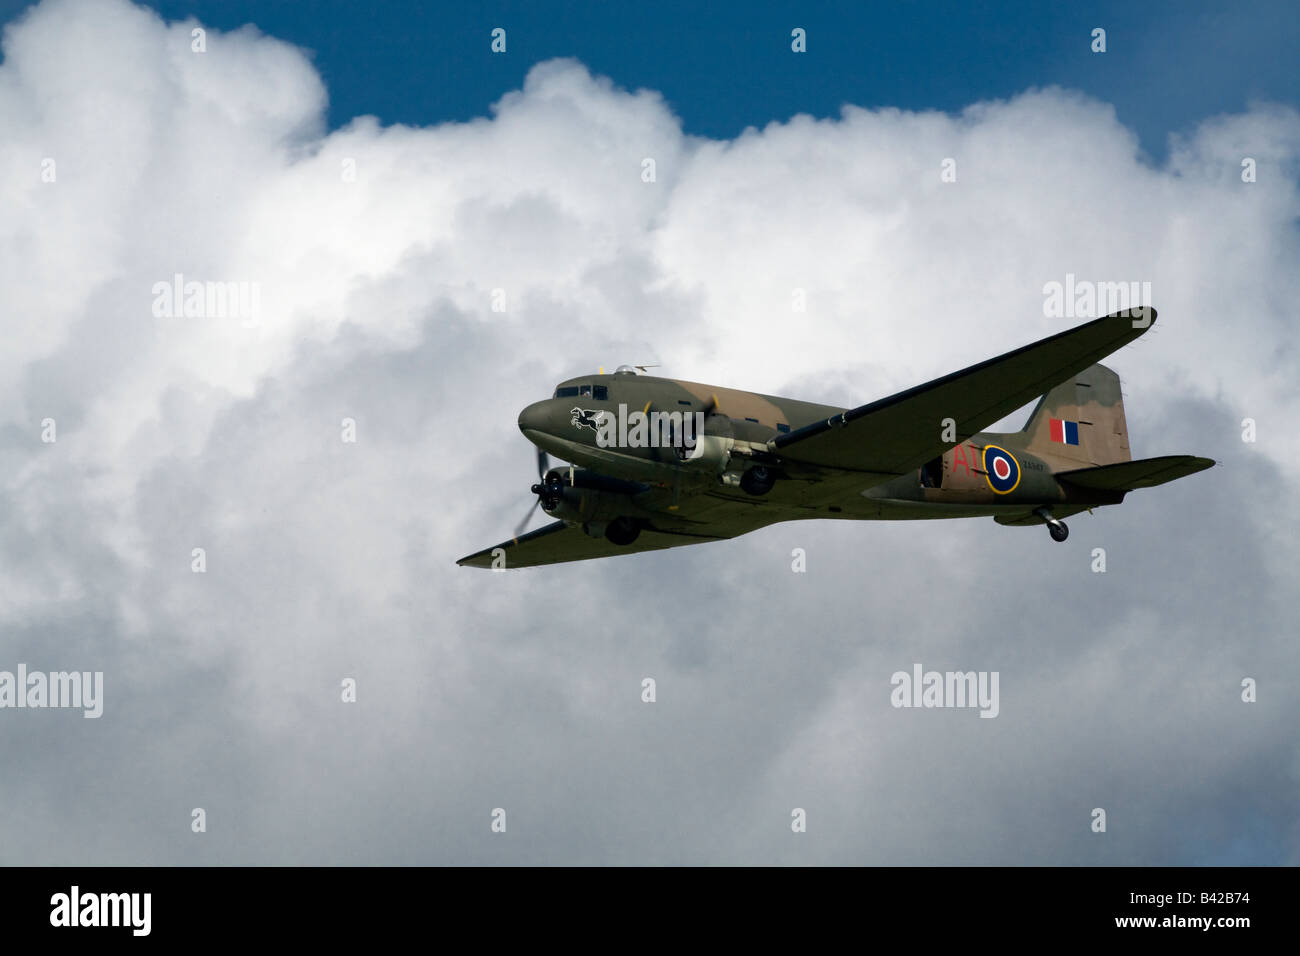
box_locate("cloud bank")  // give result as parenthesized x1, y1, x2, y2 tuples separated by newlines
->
(1, 0, 1297, 864)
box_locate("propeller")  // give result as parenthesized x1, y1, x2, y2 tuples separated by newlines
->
(513, 447, 554, 538)
(640, 394, 720, 504)
(512, 500, 540, 539)
(666, 394, 721, 461)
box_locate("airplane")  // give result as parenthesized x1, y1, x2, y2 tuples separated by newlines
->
(458, 306, 1214, 569)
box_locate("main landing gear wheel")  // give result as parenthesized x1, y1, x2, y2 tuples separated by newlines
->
(605, 516, 641, 546)
(740, 465, 775, 496)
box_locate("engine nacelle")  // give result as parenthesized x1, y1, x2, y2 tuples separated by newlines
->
(676, 432, 734, 474)
(540, 468, 644, 525)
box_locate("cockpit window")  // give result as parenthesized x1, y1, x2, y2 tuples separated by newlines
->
(555, 384, 606, 399)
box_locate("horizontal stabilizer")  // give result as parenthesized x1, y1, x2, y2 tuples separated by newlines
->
(995, 505, 1092, 527)
(1056, 455, 1215, 492)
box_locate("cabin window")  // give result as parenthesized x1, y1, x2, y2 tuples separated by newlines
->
(579, 384, 592, 397)
(554, 386, 579, 398)
(593, 385, 608, 400)
(776, 423, 790, 434)
(745, 417, 759, 423)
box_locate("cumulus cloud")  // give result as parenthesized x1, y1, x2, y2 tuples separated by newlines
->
(1, 0, 1297, 863)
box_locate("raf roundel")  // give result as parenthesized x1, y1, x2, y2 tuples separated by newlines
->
(982, 444, 1021, 495)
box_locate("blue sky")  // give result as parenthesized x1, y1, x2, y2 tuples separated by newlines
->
(7, 0, 1295, 157)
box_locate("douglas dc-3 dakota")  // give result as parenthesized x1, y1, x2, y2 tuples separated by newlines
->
(458, 307, 1213, 568)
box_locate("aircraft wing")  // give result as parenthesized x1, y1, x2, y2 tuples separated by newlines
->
(456, 520, 731, 569)
(770, 307, 1156, 479)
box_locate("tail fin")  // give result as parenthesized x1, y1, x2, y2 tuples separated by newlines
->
(1019, 363, 1130, 466)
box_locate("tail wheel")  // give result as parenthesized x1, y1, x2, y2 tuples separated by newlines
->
(605, 516, 641, 546)
(1034, 506, 1069, 543)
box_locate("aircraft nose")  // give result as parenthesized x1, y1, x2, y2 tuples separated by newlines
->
(518, 401, 549, 435)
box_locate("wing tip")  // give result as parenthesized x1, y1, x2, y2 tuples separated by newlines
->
(1109, 304, 1157, 333)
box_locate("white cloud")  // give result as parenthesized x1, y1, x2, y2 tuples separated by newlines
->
(1, 0, 1296, 863)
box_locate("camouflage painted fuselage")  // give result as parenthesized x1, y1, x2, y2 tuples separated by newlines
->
(516, 365, 1129, 538)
